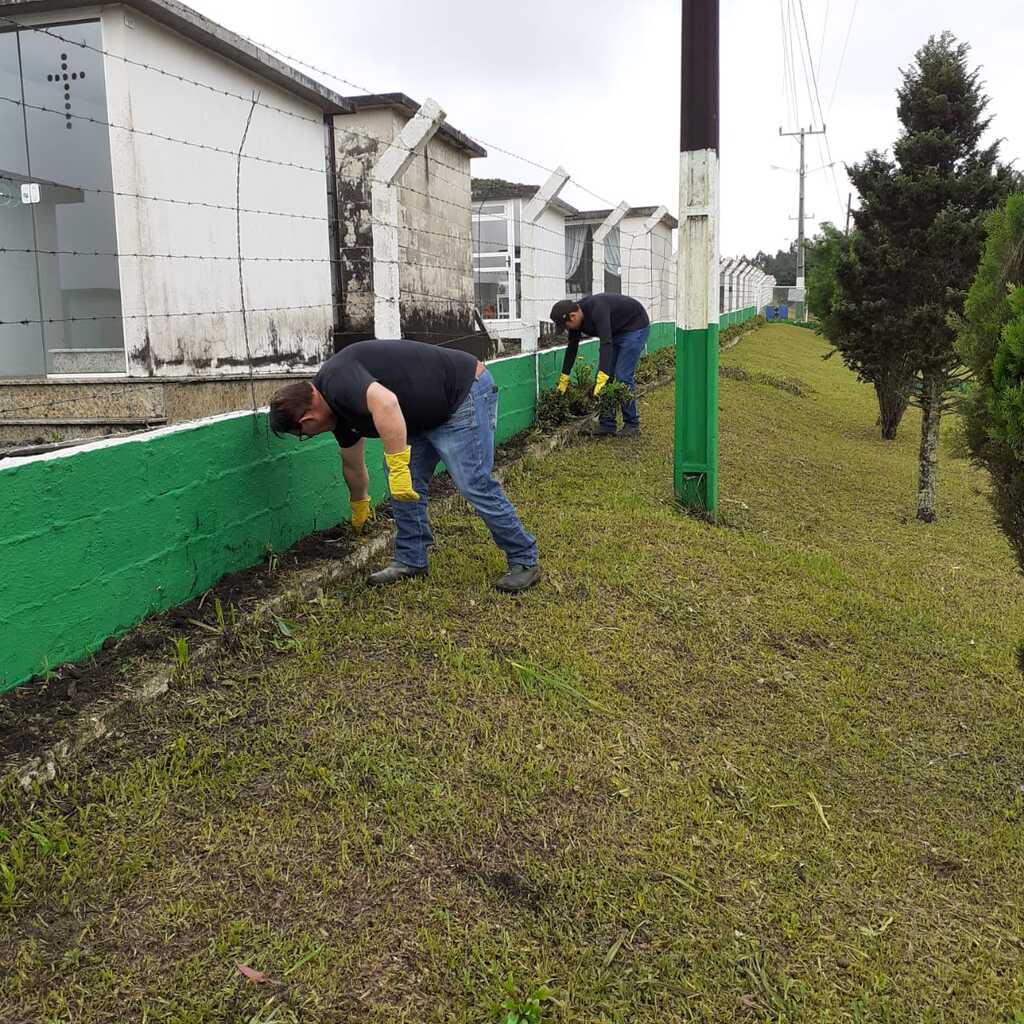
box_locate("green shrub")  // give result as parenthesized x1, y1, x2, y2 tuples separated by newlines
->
(957, 193, 1024, 575)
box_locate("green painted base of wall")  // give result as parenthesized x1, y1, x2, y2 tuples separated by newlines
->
(1, 327, 678, 693)
(719, 306, 758, 329)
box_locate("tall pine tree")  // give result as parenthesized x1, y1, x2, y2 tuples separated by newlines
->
(894, 33, 1012, 520)
(830, 32, 1012, 473)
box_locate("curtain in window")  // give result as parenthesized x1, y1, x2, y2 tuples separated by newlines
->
(564, 224, 586, 279)
(604, 226, 621, 276)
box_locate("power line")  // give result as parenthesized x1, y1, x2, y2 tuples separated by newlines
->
(816, 0, 831, 84)
(828, 0, 859, 116)
(796, 0, 827, 127)
(795, 0, 846, 223)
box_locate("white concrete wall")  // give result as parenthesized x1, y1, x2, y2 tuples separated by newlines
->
(101, 8, 333, 377)
(620, 216, 675, 323)
(531, 205, 567, 320)
(620, 215, 652, 313)
(649, 222, 674, 323)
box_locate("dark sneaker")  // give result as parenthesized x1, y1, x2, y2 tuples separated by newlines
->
(368, 561, 428, 586)
(619, 424, 641, 438)
(585, 426, 617, 438)
(495, 564, 542, 593)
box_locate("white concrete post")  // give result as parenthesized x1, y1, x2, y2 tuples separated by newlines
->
(520, 165, 570, 353)
(592, 201, 630, 297)
(370, 98, 446, 339)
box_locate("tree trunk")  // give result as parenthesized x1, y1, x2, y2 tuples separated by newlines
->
(874, 376, 912, 440)
(916, 371, 944, 522)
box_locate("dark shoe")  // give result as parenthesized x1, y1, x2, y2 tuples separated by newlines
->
(619, 424, 641, 437)
(368, 561, 427, 586)
(585, 425, 617, 438)
(495, 564, 542, 593)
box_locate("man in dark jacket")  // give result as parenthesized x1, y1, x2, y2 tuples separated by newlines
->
(549, 293, 651, 436)
(268, 339, 540, 593)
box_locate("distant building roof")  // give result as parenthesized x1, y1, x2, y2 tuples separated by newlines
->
(471, 178, 578, 217)
(567, 207, 679, 229)
(1, 0, 354, 114)
(341, 94, 486, 158)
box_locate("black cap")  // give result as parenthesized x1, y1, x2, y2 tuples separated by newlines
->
(550, 299, 579, 331)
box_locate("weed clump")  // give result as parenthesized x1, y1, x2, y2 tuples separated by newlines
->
(536, 348, 676, 431)
(536, 364, 597, 429)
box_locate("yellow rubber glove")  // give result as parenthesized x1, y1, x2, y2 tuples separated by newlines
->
(593, 371, 610, 397)
(556, 373, 570, 394)
(350, 497, 371, 536)
(384, 446, 420, 502)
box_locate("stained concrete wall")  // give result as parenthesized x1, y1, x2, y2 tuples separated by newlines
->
(332, 106, 480, 353)
(1, 325, 682, 691)
(100, 7, 335, 377)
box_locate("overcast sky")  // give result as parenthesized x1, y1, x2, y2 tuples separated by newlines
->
(190, 0, 1022, 259)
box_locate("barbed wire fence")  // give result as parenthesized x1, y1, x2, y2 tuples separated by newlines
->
(0, 13, 673, 449)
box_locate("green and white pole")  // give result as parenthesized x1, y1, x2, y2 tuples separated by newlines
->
(675, 0, 720, 517)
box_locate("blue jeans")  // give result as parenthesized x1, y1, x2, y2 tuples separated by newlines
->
(599, 326, 650, 431)
(391, 370, 538, 570)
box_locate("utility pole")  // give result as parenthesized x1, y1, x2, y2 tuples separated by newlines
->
(845, 192, 853, 235)
(676, 0, 719, 518)
(780, 125, 825, 319)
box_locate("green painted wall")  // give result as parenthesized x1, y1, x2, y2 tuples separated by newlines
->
(1, 329, 675, 692)
(719, 306, 758, 329)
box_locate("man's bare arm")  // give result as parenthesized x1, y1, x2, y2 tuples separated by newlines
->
(340, 437, 369, 501)
(365, 383, 408, 455)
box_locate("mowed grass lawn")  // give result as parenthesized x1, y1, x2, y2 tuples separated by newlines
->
(1, 324, 1023, 1023)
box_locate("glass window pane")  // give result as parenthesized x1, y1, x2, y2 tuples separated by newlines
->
(20, 21, 124, 370)
(474, 269, 509, 320)
(473, 217, 508, 250)
(0, 29, 45, 375)
(473, 254, 506, 269)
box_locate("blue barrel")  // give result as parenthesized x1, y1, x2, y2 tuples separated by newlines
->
(765, 305, 776, 321)
(777, 304, 788, 321)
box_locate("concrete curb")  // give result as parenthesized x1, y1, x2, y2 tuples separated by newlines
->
(5, 374, 672, 791)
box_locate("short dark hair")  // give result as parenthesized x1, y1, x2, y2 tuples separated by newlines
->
(269, 380, 314, 436)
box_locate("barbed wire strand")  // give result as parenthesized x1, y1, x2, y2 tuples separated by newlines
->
(236, 92, 260, 416)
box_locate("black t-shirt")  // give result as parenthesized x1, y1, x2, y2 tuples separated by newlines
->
(562, 293, 651, 376)
(313, 340, 478, 448)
